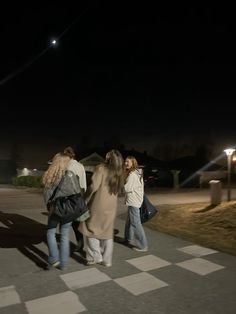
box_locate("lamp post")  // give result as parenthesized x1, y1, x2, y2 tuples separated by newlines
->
(224, 148, 235, 202)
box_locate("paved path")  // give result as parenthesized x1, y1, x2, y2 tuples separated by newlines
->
(0, 187, 236, 313)
(146, 187, 236, 205)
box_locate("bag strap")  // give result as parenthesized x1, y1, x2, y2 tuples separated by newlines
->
(48, 175, 64, 202)
(48, 186, 58, 203)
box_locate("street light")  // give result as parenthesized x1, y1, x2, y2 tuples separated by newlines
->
(224, 148, 235, 201)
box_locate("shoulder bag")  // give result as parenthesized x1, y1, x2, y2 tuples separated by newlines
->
(140, 194, 158, 223)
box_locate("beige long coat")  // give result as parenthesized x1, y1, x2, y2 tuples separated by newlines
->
(79, 164, 118, 240)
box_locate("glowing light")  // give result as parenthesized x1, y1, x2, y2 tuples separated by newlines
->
(224, 148, 235, 156)
(22, 167, 30, 176)
(51, 39, 57, 45)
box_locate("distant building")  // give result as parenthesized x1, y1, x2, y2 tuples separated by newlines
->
(79, 152, 105, 172)
(196, 162, 227, 187)
(17, 168, 45, 177)
(197, 170, 227, 187)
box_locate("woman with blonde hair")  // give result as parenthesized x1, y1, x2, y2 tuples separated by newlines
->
(42, 152, 82, 270)
(63, 146, 87, 250)
(79, 149, 124, 267)
(124, 156, 148, 252)
(43, 153, 70, 193)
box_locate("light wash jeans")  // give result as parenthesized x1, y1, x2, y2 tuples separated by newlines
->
(125, 206, 148, 249)
(47, 221, 72, 270)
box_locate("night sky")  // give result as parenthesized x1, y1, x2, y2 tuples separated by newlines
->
(1, 3, 236, 163)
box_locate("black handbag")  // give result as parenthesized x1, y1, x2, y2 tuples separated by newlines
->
(140, 194, 158, 223)
(49, 193, 89, 223)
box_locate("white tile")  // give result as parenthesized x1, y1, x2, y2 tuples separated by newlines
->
(176, 258, 225, 275)
(25, 291, 86, 314)
(114, 272, 168, 296)
(177, 245, 218, 257)
(60, 268, 111, 290)
(126, 254, 171, 271)
(0, 285, 21, 308)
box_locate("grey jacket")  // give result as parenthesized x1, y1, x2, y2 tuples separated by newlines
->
(43, 170, 81, 205)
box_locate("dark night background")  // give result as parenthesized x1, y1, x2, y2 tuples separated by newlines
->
(0, 3, 236, 168)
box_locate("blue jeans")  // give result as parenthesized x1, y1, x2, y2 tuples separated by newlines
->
(125, 206, 148, 249)
(47, 220, 71, 270)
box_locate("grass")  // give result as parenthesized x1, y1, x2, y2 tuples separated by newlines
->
(145, 201, 236, 256)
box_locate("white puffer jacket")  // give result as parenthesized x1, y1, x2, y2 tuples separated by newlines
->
(124, 169, 144, 208)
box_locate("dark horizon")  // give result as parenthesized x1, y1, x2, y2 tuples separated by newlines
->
(1, 3, 236, 161)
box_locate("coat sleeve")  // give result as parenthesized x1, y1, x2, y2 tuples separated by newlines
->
(85, 165, 103, 203)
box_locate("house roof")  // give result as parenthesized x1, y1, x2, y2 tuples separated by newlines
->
(77, 148, 166, 169)
(79, 152, 105, 166)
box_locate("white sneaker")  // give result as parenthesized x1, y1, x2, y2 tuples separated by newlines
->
(86, 260, 103, 266)
(132, 247, 148, 252)
(86, 260, 96, 266)
(51, 261, 60, 267)
(100, 261, 112, 267)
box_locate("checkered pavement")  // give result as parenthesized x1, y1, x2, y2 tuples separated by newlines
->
(0, 244, 227, 314)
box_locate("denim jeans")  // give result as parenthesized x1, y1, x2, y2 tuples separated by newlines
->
(125, 206, 148, 249)
(47, 220, 72, 270)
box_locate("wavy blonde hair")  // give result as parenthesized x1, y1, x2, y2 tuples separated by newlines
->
(42, 153, 71, 188)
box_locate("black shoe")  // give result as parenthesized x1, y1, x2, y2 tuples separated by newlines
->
(113, 228, 119, 235)
(74, 240, 84, 252)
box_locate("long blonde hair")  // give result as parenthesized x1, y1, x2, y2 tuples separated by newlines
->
(42, 153, 70, 188)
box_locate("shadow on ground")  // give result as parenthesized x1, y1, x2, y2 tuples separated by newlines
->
(0, 211, 49, 270)
(194, 204, 217, 213)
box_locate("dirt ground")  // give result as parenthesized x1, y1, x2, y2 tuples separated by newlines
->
(145, 201, 236, 256)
